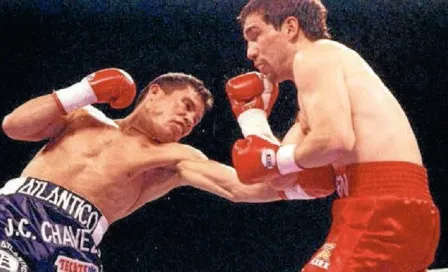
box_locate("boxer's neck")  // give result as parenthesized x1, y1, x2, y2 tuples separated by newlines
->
(116, 118, 160, 144)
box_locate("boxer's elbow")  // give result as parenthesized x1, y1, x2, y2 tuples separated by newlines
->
(329, 130, 355, 153)
(226, 184, 257, 203)
(2, 114, 19, 139)
(312, 128, 356, 154)
(2, 114, 37, 140)
(226, 187, 245, 203)
(227, 184, 271, 203)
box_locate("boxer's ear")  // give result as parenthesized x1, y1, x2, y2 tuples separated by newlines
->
(282, 16, 300, 41)
(147, 84, 163, 100)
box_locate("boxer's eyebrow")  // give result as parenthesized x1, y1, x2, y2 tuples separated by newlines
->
(244, 26, 259, 41)
(182, 97, 196, 111)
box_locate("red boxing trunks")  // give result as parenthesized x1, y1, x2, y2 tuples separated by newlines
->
(302, 161, 440, 272)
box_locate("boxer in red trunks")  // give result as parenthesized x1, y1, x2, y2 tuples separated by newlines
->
(176, 0, 440, 271)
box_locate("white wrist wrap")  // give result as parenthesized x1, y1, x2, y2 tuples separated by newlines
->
(54, 78, 98, 113)
(237, 109, 279, 144)
(284, 184, 315, 200)
(276, 144, 303, 175)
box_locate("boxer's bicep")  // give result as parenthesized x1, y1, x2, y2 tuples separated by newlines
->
(138, 143, 208, 170)
(14, 119, 67, 142)
(294, 51, 355, 151)
(2, 94, 76, 141)
(282, 121, 306, 146)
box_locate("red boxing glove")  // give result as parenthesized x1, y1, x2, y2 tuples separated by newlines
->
(86, 68, 136, 109)
(232, 135, 303, 184)
(53, 68, 136, 114)
(275, 166, 336, 200)
(225, 72, 279, 118)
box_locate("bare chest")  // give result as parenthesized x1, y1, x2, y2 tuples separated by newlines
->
(32, 125, 153, 180)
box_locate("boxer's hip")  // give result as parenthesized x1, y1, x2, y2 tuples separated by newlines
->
(326, 162, 440, 270)
(324, 197, 440, 270)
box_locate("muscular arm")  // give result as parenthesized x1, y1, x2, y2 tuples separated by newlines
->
(291, 44, 356, 168)
(3, 68, 136, 142)
(126, 159, 281, 216)
(176, 160, 281, 203)
(2, 94, 69, 141)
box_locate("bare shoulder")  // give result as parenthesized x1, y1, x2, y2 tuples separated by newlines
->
(293, 41, 337, 87)
(295, 40, 351, 68)
(314, 40, 356, 56)
(317, 40, 372, 68)
(293, 40, 364, 87)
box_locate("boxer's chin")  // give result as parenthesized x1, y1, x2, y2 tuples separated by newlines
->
(262, 69, 279, 84)
(154, 127, 179, 143)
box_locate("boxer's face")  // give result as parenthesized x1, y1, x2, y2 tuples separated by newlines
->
(243, 13, 294, 83)
(140, 85, 205, 142)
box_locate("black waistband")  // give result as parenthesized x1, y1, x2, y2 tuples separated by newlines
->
(16, 177, 104, 231)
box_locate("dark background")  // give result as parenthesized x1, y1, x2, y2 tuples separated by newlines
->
(1, 0, 447, 271)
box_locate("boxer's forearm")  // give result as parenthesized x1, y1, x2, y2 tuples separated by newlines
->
(2, 94, 68, 141)
(293, 131, 354, 168)
(177, 160, 281, 203)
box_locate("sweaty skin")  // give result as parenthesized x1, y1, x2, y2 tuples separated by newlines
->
(20, 110, 196, 223)
(293, 40, 422, 166)
(3, 86, 214, 224)
(192, 13, 425, 196)
(5, 82, 283, 223)
(243, 13, 422, 169)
